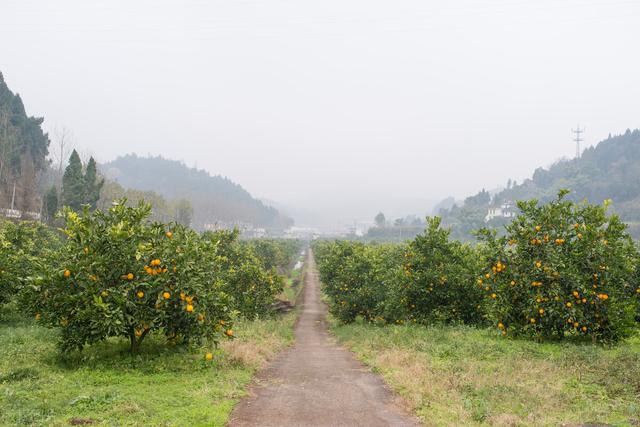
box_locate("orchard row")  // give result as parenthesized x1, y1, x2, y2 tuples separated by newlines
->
(0, 200, 302, 353)
(314, 191, 640, 343)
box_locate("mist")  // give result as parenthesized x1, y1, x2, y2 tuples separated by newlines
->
(2, 0, 639, 227)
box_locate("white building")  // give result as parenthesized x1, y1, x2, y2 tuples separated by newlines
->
(485, 201, 516, 222)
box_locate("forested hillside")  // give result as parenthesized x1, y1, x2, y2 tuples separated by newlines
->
(439, 129, 640, 240)
(0, 72, 49, 213)
(102, 154, 292, 230)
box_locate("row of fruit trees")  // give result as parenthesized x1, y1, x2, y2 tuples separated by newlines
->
(314, 191, 640, 343)
(0, 200, 302, 354)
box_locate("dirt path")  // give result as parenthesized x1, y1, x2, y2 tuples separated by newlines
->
(228, 250, 420, 427)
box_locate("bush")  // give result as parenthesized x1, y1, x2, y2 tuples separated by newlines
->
(243, 238, 303, 273)
(25, 201, 234, 353)
(314, 240, 403, 323)
(315, 219, 484, 326)
(207, 231, 285, 319)
(398, 217, 484, 325)
(0, 221, 60, 309)
(477, 190, 639, 342)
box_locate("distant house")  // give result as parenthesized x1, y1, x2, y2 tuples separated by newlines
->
(203, 221, 254, 232)
(0, 208, 41, 221)
(485, 201, 516, 222)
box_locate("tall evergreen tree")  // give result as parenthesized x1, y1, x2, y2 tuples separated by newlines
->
(44, 185, 58, 222)
(0, 71, 50, 211)
(84, 157, 103, 210)
(61, 150, 84, 210)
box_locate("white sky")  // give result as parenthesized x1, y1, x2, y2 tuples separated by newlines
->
(1, 0, 639, 224)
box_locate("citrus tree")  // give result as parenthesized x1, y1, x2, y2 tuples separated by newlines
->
(0, 220, 60, 310)
(397, 217, 484, 325)
(206, 230, 284, 319)
(477, 190, 638, 342)
(245, 239, 303, 273)
(25, 201, 234, 353)
(314, 240, 400, 323)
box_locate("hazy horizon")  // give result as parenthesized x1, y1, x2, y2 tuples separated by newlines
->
(2, 0, 639, 226)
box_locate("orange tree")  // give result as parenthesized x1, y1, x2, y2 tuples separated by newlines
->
(393, 217, 484, 325)
(205, 230, 284, 319)
(0, 220, 60, 310)
(477, 190, 638, 342)
(25, 201, 233, 353)
(245, 239, 303, 273)
(314, 240, 400, 323)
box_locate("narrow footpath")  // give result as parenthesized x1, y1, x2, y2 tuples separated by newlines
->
(228, 250, 419, 427)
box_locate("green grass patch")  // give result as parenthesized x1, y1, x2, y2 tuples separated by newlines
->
(280, 268, 303, 303)
(0, 308, 296, 426)
(330, 319, 640, 426)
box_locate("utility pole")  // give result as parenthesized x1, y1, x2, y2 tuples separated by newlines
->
(572, 125, 584, 159)
(10, 182, 16, 210)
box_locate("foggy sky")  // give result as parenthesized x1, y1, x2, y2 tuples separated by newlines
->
(2, 0, 639, 226)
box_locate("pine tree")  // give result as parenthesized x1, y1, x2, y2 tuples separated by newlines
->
(44, 185, 58, 222)
(61, 150, 85, 210)
(84, 157, 103, 210)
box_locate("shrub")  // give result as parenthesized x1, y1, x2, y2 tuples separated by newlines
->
(25, 201, 234, 353)
(0, 221, 60, 310)
(207, 231, 284, 319)
(397, 217, 484, 325)
(477, 190, 638, 342)
(315, 240, 402, 323)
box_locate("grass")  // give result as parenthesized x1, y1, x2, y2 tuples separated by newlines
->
(330, 319, 640, 427)
(279, 267, 304, 304)
(0, 306, 296, 426)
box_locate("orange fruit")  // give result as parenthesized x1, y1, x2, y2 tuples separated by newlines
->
(163, 291, 171, 299)
(186, 304, 194, 312)
(166, 231, 173, 238)
(63, 269, 71, 278)
(225, 329, 233, 337)
(127, 273, 134, 280)
(205, 352, 213, 361)
(137, 291, 144, 298)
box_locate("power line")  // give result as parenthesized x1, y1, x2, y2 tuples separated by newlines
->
(572, 125, 584, 159)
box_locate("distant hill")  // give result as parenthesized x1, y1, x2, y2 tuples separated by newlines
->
(101, 154, 292, 230)
(440, 129, 640, 240)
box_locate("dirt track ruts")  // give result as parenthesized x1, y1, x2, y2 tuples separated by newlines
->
(227, 249, 420, 427)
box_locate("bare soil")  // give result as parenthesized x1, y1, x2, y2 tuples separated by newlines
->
(228, 250, 420, 427)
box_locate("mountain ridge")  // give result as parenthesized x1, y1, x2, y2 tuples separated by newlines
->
(101, 154, 292, 230)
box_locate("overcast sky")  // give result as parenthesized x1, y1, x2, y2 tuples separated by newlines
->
(1, 0, 639, 224)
